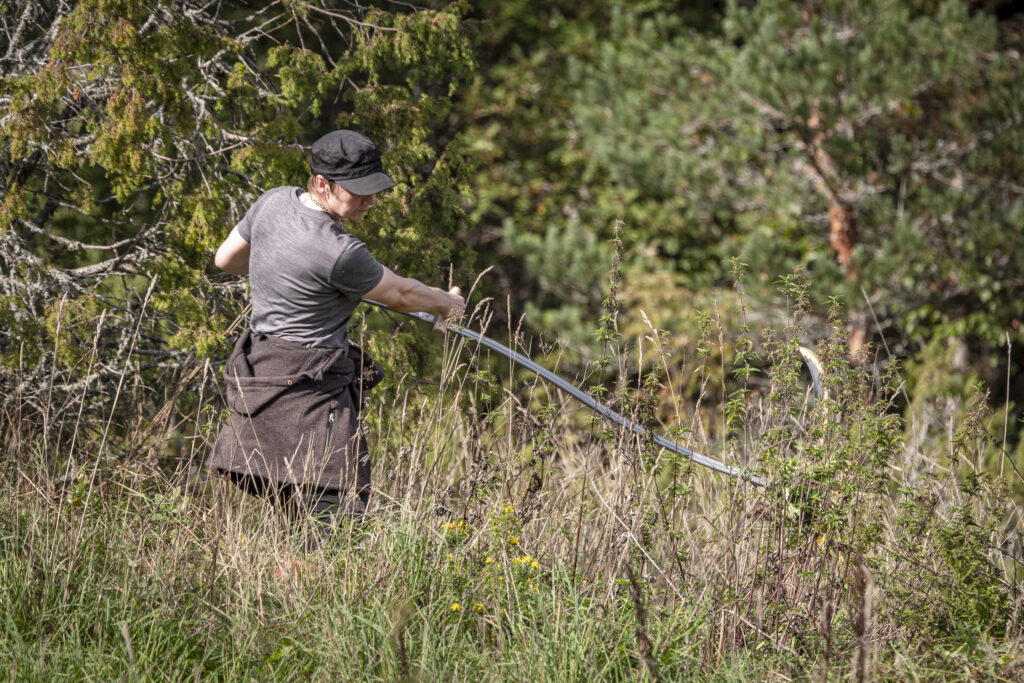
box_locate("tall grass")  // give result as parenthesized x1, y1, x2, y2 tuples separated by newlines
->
(2, 277, 1022, 680)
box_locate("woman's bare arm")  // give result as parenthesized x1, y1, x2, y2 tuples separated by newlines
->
(364, 267, 464, 318)
(214, 227, 251, 275)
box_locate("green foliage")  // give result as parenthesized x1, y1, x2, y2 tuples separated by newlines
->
(458, 0, 623, 346)
(1, 0, 477, 456)
(884, 479, 1013, 644)
(570, 0, 1024, 347)
(461, 0, 1024, 432)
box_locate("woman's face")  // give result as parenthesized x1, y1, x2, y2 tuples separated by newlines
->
(324, 180, 377, 222)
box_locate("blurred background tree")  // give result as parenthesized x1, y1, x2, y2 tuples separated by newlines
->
(460, 0, 1024, 461)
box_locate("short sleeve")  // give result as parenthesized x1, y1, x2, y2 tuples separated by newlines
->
(330, 239, 384, 298)
(236, 199, 259, 241)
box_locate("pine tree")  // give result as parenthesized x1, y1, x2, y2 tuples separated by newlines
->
(569, 0, 1024, 361)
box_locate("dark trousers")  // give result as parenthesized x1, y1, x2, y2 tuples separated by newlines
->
(224, 471, 368, 529)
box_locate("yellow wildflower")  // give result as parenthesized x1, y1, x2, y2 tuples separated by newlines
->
(450, 602, 461, 612)
(509, 536, 519, 546)
(484, 556, 495, 564)
(474, 602, 484, 612)
(530, 560, 540, 569)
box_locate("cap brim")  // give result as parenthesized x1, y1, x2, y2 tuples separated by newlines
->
(334, 172, 396, 196)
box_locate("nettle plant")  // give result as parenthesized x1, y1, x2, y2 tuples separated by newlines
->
(742, 287, 896, 648)
(569, 258, 1018, 662)
(696, 270, 1016, 659)
(879, 392, 1016, 648)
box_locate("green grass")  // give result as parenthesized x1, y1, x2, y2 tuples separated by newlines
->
(3, 299, 1023, 681)
(0, 481, 716, 680)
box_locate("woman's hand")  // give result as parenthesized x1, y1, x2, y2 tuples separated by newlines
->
(432, 286, 464, 336)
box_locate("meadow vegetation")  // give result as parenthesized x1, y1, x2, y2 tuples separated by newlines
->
(3, 272, 1021, 680)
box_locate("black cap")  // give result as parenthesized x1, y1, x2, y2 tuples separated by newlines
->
(310, 130, 396, 195)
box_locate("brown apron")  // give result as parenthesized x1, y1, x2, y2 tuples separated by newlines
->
(208, 329, 382, 495)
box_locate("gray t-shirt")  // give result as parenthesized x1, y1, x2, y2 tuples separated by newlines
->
(237, 186, 384, 349)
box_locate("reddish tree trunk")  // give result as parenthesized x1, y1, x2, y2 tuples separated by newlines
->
(828, 202, 858, 280)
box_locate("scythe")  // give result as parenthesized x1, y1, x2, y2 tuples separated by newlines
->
(361, 297, 796, 488)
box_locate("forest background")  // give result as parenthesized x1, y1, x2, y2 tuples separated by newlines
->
(3, 0, 1024, 679)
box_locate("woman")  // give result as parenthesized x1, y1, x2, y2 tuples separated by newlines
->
(209, 130, 464, 527)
